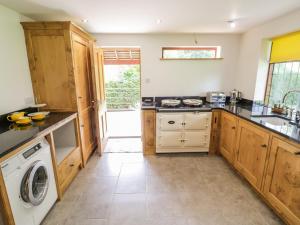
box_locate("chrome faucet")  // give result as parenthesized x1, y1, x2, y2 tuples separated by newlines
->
(282, 89, 300, 105)
(282, 90, 300, 126)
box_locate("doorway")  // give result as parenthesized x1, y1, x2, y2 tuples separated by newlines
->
(102, 48, 142, 153)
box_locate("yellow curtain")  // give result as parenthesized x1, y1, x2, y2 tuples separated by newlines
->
(270, 31, 300, 63)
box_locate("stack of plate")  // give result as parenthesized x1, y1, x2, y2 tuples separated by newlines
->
(161, 99, 181, 107)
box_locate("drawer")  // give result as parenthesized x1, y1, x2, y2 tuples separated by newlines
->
(57, 147, 82, 190)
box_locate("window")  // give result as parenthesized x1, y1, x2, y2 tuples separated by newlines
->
(265, 62, 300, 108)
(161, 46, 221, 59)
(264, 31, 300, 109)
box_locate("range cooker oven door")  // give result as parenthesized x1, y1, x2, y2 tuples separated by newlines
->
(184, 113, 211, 130)
(157, 113, 184, 131)
(20, 160, 49, 206)
(157, 131, 183, 148)
(183, 131, 209, 148)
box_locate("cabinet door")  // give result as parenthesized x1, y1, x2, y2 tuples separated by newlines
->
(157, 132, 183, 147)
(184, 113, 211, 130)
(72, 33, 97, 163)
(235, 120, 270, 189)
(142, 110, 156, 154)
(157, 113, 184, 131)
(263, 137, 300, 225)
(79, 110, 95, 163)
(219, 112, 237, 163)
(23, 29, 77, 111)
(184, 132, 209, 147)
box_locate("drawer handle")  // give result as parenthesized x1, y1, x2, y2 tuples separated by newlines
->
(261, 144, 267, 148)
(168, 121, 175, 124)
(80, 124, 85, 128)
(78, 96, 83, 99)
(232, 126, 236, 130)
(70, 164, 75, 167)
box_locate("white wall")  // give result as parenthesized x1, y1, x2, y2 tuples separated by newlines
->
(94, 34, 241, 97)
(0, 5, 34, 115)
(236, 9, 300, 100)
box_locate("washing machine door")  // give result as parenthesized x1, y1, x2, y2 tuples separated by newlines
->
(20, 160, 49, 206)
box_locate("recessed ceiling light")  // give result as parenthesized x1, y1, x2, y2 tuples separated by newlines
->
(156, 19, 162, 24)
(228, 20, 236, 28)
(81, 19, 88, 23)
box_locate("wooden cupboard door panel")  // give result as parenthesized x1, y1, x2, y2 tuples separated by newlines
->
(219, 112, 237, 163)
(79, 109, 95, 163)
(72, 34, 93, 111)
(235, 120, 269, 189)
(263, 138, 300, 225)
(142, 110, 156, 154)
(30, 34, 76, 110)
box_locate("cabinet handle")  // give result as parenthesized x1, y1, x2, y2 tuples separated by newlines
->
(78, 96, 83, 99)
(70, 164, 75, 167)
(261, 144, 267, 148)
(232, 126, 236, 129)
(80, 124, 85, 128)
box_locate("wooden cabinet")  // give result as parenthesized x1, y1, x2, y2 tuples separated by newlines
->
(142, 110, 156, 154)
(218, 111, 300, 225)
(219, 112, 237, 163)
(263, 137, 300, 225)
(209, 110, 221, 154)
(21, 22, 100, 165)
(235, 120, 270, 190)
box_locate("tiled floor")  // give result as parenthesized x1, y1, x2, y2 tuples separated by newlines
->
(42, 153, 283, 225)
(104, 138, 142, 153)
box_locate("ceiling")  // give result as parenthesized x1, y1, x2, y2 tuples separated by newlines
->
(1, 0, 300, 33)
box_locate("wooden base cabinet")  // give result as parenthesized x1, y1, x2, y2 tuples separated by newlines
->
(142, 110, 156, 154)
(235, 120, 270, 190)
(263, 137, 300, 225)
(209, 110, 221, 154)
(219, 112, 237, 163)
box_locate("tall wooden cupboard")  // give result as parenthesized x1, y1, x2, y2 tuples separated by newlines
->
(21, 21, 100, 165)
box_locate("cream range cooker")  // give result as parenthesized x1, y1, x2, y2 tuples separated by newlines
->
(156, 98, 212, 153)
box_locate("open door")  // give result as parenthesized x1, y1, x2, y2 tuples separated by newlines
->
(91, 46, 108, 154)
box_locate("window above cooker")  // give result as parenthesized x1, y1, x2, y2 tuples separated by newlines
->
(161, 46, 222, 60)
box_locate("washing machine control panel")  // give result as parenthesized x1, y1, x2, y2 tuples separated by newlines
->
(23, 143, 42, 159)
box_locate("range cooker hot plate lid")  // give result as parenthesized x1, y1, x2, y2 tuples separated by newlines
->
(161, 99, 181, 107)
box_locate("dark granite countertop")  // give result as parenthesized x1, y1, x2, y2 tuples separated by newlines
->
(141, 100, 300, 144)
(0, 112, 76, 158)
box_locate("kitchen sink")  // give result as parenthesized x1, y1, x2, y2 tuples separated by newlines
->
(251, 116, 291, 126)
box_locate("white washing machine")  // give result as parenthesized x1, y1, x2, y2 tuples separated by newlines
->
(1, 138, 58, 225)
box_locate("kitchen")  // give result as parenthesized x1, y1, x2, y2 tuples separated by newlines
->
(0, 1, 300, 225)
